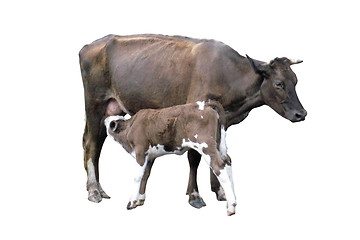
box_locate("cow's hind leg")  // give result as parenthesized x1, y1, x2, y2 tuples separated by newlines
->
(186, 149, 206, 208)
(83, 113, 110, 203)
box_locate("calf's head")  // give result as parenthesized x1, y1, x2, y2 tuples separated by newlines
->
(104, 116, 127, 141)
(247, 55, 307, 122)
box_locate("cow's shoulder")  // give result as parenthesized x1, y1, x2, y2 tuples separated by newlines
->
(79, 34, 115, 59)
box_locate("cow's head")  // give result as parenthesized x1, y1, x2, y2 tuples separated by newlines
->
(247, 55, 307, 122)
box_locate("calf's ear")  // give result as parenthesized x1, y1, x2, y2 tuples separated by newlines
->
(246, 54, 270, 78)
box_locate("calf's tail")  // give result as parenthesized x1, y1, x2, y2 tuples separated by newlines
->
(205, 100, 226, 128)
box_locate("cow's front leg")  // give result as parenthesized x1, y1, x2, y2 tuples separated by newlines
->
(127, 150, 149, 210)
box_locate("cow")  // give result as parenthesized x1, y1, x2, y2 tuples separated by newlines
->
(79, 34, 307, 208)
(103, 101, 236, 215)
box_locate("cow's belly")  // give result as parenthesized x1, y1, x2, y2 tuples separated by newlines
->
(111, 76, 192, 114)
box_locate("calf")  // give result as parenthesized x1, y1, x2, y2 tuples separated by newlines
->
(104, 101, 237, 215)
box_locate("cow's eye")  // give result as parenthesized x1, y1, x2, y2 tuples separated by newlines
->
(274, 81, 284, 89)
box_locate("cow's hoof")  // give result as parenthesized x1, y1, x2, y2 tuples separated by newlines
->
(88, 190, 102, 203)
(189, 198, 206, 209)
(188, 192, 206, 209)
(99, 185, 111, 199)
(100, 191, 110, 199)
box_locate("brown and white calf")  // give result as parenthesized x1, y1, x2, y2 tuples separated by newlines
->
(103, 101, 237, 215)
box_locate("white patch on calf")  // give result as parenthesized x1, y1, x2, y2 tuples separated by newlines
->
(129, 158, 148, 206)
(124, 114, 131, 120)
(196, 101, 205, 110)
(146, 144, 186, 160)
(218, 164, 237, 214)
(219, 126, 227, 160)
(194, 134, 198, 139)
(146, 144, 167, 159)
(182, 139, 211, 164)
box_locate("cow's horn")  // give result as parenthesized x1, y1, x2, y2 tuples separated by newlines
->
(289, 59, 303, 65)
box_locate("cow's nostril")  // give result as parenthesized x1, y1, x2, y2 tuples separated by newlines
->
(295, 113, 303, 119)
(295, 110, 307, 120)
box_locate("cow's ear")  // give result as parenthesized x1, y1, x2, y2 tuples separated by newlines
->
(246, 55, 270, 78)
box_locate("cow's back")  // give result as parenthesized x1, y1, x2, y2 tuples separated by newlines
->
(104, 35, 200, 111)
(80, 34, 241, 116)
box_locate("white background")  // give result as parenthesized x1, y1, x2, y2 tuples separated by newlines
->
(1, 0, 359, 239)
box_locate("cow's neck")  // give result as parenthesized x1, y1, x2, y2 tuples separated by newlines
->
(224, 59, 265, 128)
(225, 90, 264, 128)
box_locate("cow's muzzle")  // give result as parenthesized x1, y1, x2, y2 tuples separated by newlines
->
(289, 109, 307, 122)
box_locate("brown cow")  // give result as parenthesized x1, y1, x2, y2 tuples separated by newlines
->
(79, 34, 307, 207)
(104, 101, 237, 215)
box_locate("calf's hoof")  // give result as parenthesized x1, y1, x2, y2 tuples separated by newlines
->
(227, 211, 235, 216)
(127, 199, 145, 210)
(226, 202, 237, 216)
(215, 187, 227, 201)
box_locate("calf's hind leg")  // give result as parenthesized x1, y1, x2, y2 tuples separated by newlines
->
(202, 148, 237, 216)
(211, 170, 227, 201)
(186, 149, 206, 208)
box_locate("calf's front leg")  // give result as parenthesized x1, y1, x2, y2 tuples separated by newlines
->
(127, 150, 149, 210)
